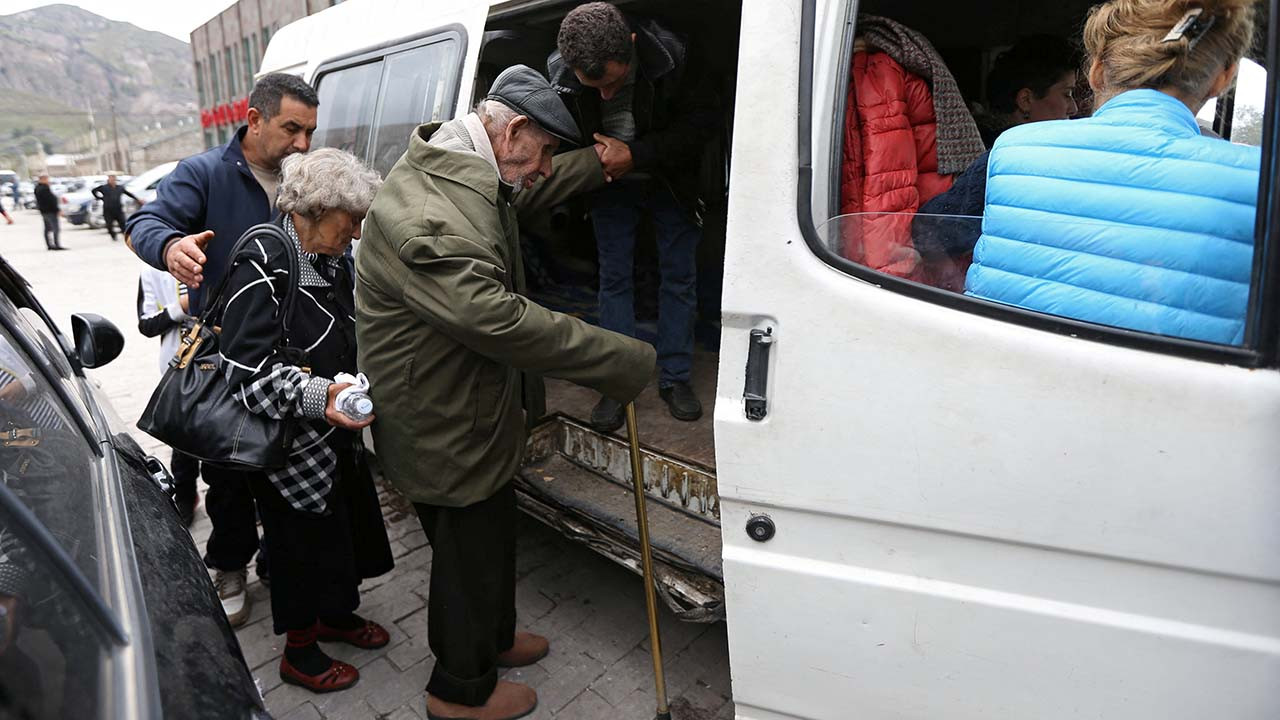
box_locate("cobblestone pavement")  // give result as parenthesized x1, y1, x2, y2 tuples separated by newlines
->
(0, 210, 734, 719)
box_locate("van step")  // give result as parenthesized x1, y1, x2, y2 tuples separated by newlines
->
(517, 417, 724, 622)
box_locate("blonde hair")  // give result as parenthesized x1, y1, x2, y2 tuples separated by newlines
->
(1084, 0, 1259, 101)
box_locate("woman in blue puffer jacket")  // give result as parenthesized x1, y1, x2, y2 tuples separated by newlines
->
(965, 0, 1260, 345)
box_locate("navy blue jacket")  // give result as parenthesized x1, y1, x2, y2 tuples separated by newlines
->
(125, 126, 272, 313)
(912, 150, 990, 259)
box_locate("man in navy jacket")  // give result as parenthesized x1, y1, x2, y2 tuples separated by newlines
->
(127, 73, 319, 313)
(125, 72, 318, 627)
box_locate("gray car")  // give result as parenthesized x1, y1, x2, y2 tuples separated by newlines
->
(0, 257, 267, 719)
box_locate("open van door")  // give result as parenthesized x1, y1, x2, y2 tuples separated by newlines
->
(716, 1, 1280, 718)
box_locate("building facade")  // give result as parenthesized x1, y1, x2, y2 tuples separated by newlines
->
(190, 0, 345, 149)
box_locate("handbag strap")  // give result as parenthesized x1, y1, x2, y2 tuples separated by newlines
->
(198, 222, 302, 343)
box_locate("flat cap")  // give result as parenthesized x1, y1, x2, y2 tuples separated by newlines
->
(486, 64, 581, 146)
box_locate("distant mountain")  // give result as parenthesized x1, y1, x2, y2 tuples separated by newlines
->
(0, 3, 196, 153)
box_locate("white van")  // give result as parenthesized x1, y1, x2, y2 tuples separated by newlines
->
(261, 1, 1280, 718)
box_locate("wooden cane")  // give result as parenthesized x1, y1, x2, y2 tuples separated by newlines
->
(625, 402, 672, 720)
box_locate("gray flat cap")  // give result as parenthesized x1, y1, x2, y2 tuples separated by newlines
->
(486, 64, 581, 146)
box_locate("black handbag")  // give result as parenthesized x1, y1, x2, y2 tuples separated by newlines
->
(137, 223, 305, 471)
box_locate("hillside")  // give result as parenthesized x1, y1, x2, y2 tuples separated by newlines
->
(0, 3, 196, 152)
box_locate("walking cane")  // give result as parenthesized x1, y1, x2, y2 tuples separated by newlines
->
(625, 402, 672, 720)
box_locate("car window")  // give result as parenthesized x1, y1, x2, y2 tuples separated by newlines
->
(1197, 58, 1266, 147)
(0, 479, 114, 720)
(0, 320, 112, 717)
(10, 307, 93, 425)
(370, 39, 460, 176)
(0, 326, 102, 590)
(312, 60, 384, 163)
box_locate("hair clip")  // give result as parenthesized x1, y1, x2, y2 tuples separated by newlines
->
(1162, 7, 1217, 49)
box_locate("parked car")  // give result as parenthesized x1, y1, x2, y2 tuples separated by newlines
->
(89, 162, 176, 227)
(60, 187, 97, 226)
(18, 182, 36, 210)
(0, 256, 267, 718)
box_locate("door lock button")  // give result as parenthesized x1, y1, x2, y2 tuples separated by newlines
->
(746, 514, 775, 542)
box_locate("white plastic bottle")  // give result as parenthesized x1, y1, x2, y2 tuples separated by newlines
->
(337, 390, 374, 422)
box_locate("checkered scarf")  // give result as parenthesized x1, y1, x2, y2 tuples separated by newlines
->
(234, 364, 336, 513)
(225, 216, 345, 515)
(858, 14, 986, 175)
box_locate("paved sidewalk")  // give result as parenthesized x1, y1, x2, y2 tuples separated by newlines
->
(0, 211, 734, 719)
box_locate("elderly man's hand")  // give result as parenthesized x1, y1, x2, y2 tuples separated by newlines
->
(165, 231, 213, 288)
(593, 133, 634, 182)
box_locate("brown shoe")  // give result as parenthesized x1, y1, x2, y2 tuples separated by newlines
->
(496, 632, 549, 668)
(426, 680, 537, 720)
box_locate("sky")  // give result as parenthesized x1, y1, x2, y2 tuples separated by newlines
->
(0, 0, 237, 41)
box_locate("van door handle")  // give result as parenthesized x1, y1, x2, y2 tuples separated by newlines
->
(744, 328, 774, 421)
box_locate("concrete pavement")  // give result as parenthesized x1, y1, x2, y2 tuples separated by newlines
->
(0, 209, 734, 719)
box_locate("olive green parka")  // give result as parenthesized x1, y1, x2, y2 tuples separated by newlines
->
(355, 122, 655, 506)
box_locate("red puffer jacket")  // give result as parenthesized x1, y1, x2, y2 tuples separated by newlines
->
(839, 50, 952, 280)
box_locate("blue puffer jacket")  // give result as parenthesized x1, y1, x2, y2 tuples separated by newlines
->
(965, 89, 1260, 345)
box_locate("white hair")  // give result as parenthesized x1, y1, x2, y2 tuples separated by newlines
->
(277, 147, 383, 219)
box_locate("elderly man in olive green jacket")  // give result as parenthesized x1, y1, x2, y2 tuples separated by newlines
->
(355, 66, 654, 720)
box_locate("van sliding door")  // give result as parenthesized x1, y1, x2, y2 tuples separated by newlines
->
(715, 1, 1280, 718)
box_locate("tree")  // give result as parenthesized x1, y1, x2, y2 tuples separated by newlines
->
(1231, 103, 1263, 147)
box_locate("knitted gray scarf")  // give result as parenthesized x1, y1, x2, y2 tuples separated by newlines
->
(858, 15, 986, 175)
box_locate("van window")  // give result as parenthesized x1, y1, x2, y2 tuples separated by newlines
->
(312, 60, 384, 162)
(1197, 58, 1266, 146)
(313, 32, 463, 174)
(370, 39, 460, 176)
(808, 2, 1270, 353)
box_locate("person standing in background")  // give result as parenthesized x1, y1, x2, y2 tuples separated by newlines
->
(136, 266, 199, 526)
(93, 174, 142, 242)
(33, 176, 62, 251)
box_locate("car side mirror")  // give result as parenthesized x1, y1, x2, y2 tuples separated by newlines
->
(71, 313, 124, 368)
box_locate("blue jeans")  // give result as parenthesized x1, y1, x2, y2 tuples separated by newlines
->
(590, 179, 699, 387)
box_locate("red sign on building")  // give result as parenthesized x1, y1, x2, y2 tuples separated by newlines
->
(201, 97, 250, 129)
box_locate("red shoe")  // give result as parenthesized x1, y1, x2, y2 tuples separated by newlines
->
(316, 617, 391, 649)
(279, 656, 359, 693)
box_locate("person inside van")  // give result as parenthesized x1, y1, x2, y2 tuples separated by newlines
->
(549, 2, 719, 432)
(965, 0, 1260, 345)
(912, 35, 1079, 289)
(834, 14, 986, 285)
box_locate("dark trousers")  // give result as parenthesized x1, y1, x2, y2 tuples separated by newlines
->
(201, 463, 265, 573)
(170, 448, 199, 510)
(414, 483, 518, 706)
(40, 212, 60, 249)
(103, 207, 125, 240)
(590, 179, 700, 387)
(249, 471, 359, 634)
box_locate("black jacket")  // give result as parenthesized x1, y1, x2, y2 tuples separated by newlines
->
(93, 183, 139, 213)
(34, 184, 57, 214)
(547, 16, 720, 215)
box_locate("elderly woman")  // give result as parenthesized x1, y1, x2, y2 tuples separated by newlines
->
(219, 147, 393, 693)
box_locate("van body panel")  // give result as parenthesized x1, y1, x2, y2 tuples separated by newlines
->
(717, 0, 1280, 717)
(259, 0, 488, 113)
